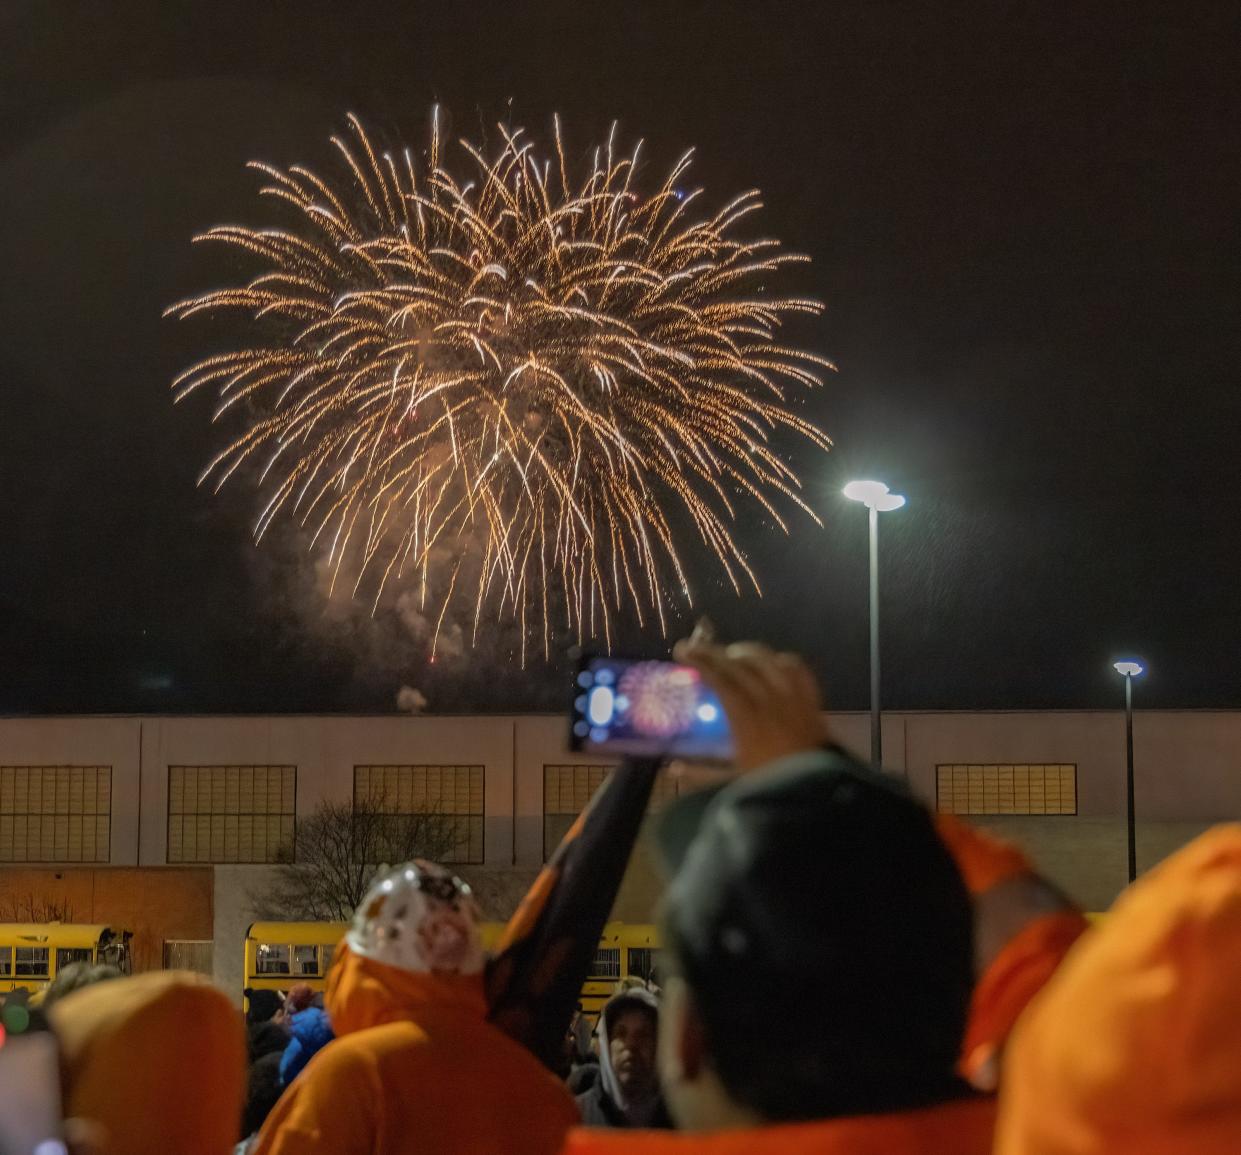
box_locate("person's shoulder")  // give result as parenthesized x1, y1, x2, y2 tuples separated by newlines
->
(327, 1019, 428, 1061)
(574, 1081, 601, 1109)
(574, 1081, 618, 1128)
(568, 1060, 600, 1095)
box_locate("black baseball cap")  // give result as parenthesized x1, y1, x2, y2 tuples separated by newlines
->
(655, 747, 973, 1113)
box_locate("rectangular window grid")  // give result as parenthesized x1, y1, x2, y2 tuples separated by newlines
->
(0, 766, 111, 862)
(16, 947, 49, 977)
(542, 764, 681, 860)
(167, 766, 296, 863)
(354, 765, 485, 865)
(935, 764, 1078, 815)
(588, 947, 621, 981)
(163, 941, 214, 977)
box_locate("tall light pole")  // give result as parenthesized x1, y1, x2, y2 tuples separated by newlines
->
(843, 480, 906, 768)
(1113, 659, 1144, 882)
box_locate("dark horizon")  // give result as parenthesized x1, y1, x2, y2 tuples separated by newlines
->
(2, 2, 1236, 716)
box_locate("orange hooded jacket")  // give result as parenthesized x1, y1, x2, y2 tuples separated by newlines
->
(50, 970, 245, 1155)
(936, 815, 1088, 1084)
(252, 942, 578, 1155)
(996, 823, 1241, 1154)
(559, 1096, 995, 1155)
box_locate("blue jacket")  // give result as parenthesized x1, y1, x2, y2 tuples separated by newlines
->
(278, 1006, 334, 1087)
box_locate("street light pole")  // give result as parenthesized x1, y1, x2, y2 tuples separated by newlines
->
(868, 504, 881, 767)
(844, 480, 906, 769)
(1113, 660, 1144, 883)
(1124, 672, 1135, 882)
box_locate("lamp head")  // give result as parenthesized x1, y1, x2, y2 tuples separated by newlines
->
(843, 479, 906, 511)
(1113, 660, 1144, 678)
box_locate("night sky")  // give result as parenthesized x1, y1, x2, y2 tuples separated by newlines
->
(2, 2, 1236, 715)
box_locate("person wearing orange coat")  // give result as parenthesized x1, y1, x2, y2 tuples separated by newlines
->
(252, 859, 578, 1155)
(50, 969, 246, 1155)
(935, 815, 1089, 1089)
(996, 823, 1241, 1155)
(563, 640, 996, 1155)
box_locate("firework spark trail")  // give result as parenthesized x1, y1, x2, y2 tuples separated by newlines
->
(168, 111, 834, 659)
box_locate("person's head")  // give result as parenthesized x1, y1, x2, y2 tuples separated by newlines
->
(274, 981, 315, 1025)
(347, 859, 485, 976)
(655, 755, 974, 1131)
(605, 996, 659, 1100)
(244, 987, 284, 1025)
(43, 962, 122, 1008)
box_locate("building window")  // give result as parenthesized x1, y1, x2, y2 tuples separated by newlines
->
(167, 766, 296, 863)
(935, 764, 1078, 815)
(354, 765, 485, 865)
(163, 940, 214, 977)
(0, 766, 112, 863)
(542, 764, 681, 860)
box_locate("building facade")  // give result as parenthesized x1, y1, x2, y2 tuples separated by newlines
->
(1, 708, 1238, 997)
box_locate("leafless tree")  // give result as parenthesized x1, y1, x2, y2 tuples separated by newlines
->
(0, 894, 76, 922)
(255, 796, 465, 922)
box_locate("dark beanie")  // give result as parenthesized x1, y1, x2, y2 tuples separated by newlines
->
(659, 748, 973, 1119)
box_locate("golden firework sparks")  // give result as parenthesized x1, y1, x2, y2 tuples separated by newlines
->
(168, 111, 834, 660)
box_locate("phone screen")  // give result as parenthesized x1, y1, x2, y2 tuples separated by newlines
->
(0, 1006, 67, 1155)
(569, 655, 732, 761)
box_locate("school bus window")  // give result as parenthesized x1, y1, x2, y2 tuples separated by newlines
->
(16, 947, 49, 977)
(0, 946, 11, 975)
(628, 947, 662, 983)
(257, 943, 291, 975)
(57, 947, 93, 970)
(322, 944, 336, 976)
(588, 947, 620, 981)
(293, 945, 318, 975)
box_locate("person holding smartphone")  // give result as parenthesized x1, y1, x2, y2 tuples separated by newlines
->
(560, 639, 996, 1155)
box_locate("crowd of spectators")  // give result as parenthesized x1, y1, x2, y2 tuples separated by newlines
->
(2, 638, 1238, 1154)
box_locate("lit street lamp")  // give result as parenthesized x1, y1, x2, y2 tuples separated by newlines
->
(844, 480, 906, 768)
(1113, 659, 1144, 883)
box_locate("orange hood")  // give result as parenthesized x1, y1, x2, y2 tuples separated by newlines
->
(50, 970, 245, 1155)
(996, 824, 1241, 1154)
(255, 941, 577, 1155)
(325, 940, 488, 1037)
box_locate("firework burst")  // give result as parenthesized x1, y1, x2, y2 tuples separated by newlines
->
(168, 111, 833, 660)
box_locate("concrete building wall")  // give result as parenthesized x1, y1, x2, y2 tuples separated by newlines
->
(212, 863, 281, 999)
(4, 707, 1241, 995)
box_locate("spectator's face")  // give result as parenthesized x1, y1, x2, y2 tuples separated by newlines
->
(609, 1008, 657, 1096)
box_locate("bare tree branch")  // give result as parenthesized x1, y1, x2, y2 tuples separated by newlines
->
(0, 894, 76, 922)
(253, 796, 465, 922)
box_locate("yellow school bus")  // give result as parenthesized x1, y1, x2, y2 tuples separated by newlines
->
(244, 920, 661, 1021)
(0, 923, 133, 996)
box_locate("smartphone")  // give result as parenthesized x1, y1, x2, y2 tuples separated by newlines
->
(569, 653, 732, 761)
(0, 1005, 67, 1155)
